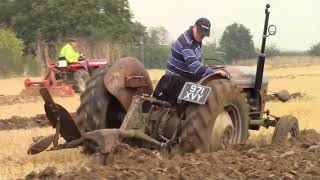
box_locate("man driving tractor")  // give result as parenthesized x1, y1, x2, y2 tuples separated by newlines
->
(154, 18, 227, 104)
(165, 17, 226, 81)
(59, 38, 83, 63)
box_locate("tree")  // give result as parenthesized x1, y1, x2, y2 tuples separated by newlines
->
(143, 27, 170, 68)
(265, 44, 281, 57)
(145, 26, 169, 45)
(0, 0, 39, 53)
(0, 28, 40, 76)
(0, 0, 146, 54)
(0, 28, 24, 56)
(143, 44, 169, 68)
(128, 26, 170, 68)
(219, 23, 256, 62)
(201, 42, 223, 65)
(308, 42, 320, 56)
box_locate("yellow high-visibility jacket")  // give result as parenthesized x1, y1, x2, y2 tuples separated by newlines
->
(59, 43, 80, 63)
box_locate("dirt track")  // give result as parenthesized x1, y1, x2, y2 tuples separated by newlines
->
(26, 130, 320, 180)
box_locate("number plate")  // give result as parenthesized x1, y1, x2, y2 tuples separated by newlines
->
(178, 82, 211, 104)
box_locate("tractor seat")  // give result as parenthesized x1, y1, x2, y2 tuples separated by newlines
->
(153, 75, 187, 106)
(57, 60, 68, 67)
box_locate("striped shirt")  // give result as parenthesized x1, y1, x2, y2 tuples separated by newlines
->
(165, 28, 213, 81)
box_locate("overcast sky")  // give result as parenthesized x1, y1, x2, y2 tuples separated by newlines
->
(128, 0, 320, 51)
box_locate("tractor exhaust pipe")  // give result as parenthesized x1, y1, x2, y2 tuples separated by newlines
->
(254, 4, 272, 91)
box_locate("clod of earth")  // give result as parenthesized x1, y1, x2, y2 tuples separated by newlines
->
(266, 91, 305, 102)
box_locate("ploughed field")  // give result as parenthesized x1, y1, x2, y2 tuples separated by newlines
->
(0, 61, 320, 179)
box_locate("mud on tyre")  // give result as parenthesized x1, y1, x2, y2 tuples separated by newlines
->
(177, 79, 249, 153)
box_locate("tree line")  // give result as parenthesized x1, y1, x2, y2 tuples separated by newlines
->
(0, 0, 148, 75)
(0, 0, 320, 76)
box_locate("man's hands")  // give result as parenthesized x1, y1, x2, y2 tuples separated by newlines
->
(213, 69, 228, 78)
(203, 66, 228, 79)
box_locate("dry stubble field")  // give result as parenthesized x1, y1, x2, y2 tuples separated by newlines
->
(0, 57, 320, 179)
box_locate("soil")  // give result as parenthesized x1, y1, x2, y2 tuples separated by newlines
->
(0, 65, 318, 179)
(0, 113, 76, 131)
(26, 130, 320, 180)
(0, 95, 41, 106)
(0, 114, 49, 130)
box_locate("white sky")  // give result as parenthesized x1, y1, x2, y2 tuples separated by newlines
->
(128, 0, 320, 51)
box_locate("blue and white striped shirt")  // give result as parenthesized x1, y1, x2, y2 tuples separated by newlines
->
(165, 28, 213, 81)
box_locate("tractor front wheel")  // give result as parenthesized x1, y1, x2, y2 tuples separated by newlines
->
(210, 111, 235, 151)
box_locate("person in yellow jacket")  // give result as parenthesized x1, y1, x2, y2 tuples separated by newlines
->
(59, 38, 81, 63)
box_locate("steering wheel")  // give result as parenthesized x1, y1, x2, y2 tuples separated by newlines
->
(204, 58, 227, 70)
(204, 58, 231, 79)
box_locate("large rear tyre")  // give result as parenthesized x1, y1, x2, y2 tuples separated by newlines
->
(272, 116, 299, 143)
(76, 64, 129, 153)
(76, 64, 125, 133)
(178, 79, 249, 153)
(73, 70, 89, 93)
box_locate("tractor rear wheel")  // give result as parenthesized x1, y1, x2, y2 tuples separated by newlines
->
(75, 66, 110, 133)
(73, 70, 89, 93)
(75, 65, 127, 153)
(75, 65, 125, 132)
(178, 79, 249, 153)
(272, 116, 299, 143)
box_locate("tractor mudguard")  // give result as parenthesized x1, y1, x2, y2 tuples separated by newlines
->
(104, 57, 153, 110)
(198, 71, 229, 86)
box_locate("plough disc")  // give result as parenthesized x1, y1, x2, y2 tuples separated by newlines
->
(28, 135, 55, 155)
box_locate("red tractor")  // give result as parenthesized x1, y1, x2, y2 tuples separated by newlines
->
(23, 58, 110, 96)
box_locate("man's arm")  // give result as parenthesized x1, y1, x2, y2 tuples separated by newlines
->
(181, 46, 213, 81)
